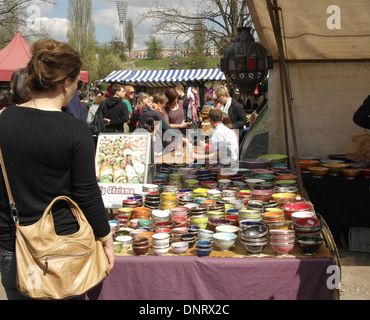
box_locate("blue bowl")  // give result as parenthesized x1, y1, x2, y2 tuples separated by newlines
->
(196, 248, 212, 256)
(196, 240, 213, 248)
(226, 209, 239, 215)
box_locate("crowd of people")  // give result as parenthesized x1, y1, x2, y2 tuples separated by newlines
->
(0, 65, 251, 167)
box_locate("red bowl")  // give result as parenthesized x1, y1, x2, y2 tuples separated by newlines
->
(282, 203, 312, 219)
(294, 217, 320, 228)
(298, 160, 320, 173)
(155, 228, 172, 234)
(360, 167, 370, 178)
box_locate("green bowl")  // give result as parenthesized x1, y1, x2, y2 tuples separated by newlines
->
(259, 154, 288, 165)
(255, 173, 276, 182)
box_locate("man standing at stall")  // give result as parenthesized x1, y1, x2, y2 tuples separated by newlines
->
(214, 86, 247, 141)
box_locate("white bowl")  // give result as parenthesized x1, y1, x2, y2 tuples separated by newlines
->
(152, 244, 170, 256)
(116, 235, 132, 244)
(212, 232, 237, 251)
(291, 211, 315, 221)
(171, 241, 189, 254)
(215, 225, 240, 235)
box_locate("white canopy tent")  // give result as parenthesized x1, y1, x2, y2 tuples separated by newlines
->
(246, 0, 370, 161)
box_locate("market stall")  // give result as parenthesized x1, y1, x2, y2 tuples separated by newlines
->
(0, 33, 89, 84)
(87, 148, 340, 300)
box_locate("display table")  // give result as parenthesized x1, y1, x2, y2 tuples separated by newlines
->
(302, 173, 370, 236)
(87, 242, 336, 300)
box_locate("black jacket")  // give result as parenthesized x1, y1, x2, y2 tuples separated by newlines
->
(353, 95, 370, 129)
(101, 97, 129, 132)
(228, 98, 247, 138)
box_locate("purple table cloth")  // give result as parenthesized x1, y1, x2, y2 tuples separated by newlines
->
(87, 255, 336, 300)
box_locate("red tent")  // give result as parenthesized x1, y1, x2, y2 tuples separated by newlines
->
(0, 33, 89, 83)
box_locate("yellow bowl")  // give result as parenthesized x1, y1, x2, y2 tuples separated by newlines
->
(190, 214, 208, 225)
(160, 192, 177, 201)
(342, 168, 360, 179)
(307, 166, 329, 178)
(272, 193, 296, 202)
(265, 208, 284, 213)
(323, 162, 349, 175)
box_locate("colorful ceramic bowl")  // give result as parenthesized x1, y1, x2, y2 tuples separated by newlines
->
(322, 162, 349, 176)
(342, 168, 360, 179)
(299, 160, 320, 173)
(307, 166, 329, 178)
(258, 154, 288, 165)
(282, 202, 312, 219)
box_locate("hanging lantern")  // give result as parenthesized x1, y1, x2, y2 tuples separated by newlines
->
(220, 27, 273, 94)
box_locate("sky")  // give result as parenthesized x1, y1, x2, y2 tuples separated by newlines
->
(33, 0, 175, 50)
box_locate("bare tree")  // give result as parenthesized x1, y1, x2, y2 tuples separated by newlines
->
(0, 0, 53, 46)
(139, 0, 252, 54)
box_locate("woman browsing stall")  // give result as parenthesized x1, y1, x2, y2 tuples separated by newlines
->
(0, 39, 115, 300)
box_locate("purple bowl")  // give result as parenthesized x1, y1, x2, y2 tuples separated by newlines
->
(240, 158, 271, 169)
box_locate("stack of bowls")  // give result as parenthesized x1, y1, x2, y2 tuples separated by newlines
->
(189, 214, 208, 229)
(153, 221, 172, 231)
(294, 217, 321, 237)
(282, 202, 312, 219)
(160, 192, 177, 210)
(297, 236, 323, 255)
(133, 207, 151, 221)
(218, 179, 231, 189)
(246, 200, 264, 212)
(198, 229, 214, 242)
(117, 207, 133, 220)
(172, 227, 189, 242)
(132, 238, 149, 255)
(171, 241, 189, 254)
(172, 216, 188, 228)
(178, 195, 194, 206)
(200, 199, 217, 211)
(152, 233, 170, 256)
(115, 215, 130, 228)
(196, 169, 213, 182)
(131, 228, 148, 240)
(128, 196, 143, 206)
(238, 209, 262, 221)
(122, 199, 139, 208)
(180, 233, 197, 247)
(184, 179, 199, 190)
(195, 240, 213, 257)
(201, 181, 218, 190)
(240, 225, 268, 255)
(170, 207, 188, 220)
(193, 188, 209, 198)
(245, 178, 265, 189)
(138, 231, 154, 248)
(137, 219, 152, 230)
(109, 220, 120, 234)
(144, 194, 160, 209)
(269, 229, 296, 256)
(208, 210, 225, 219)
(113, 241, 123, 254)
(262, 211, 285, 224)
(207, 189, 221, 199)
(212, 232, 237, 251)
(152, 209, 170, 224)
(189, 206, 207, 216)
(115, 235, 132, 251)
(187, 225, 200, 237)
(163, 185, 179, 193)
(225, 214, 239, 226)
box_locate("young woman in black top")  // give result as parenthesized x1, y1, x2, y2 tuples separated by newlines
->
(0, 39, 114, 300)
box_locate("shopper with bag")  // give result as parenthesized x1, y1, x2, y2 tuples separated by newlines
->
(0, 39, 114, 300)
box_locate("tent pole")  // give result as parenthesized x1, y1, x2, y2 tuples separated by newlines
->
(278, 60, 290, 164)
(266, 0, 304, 196)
